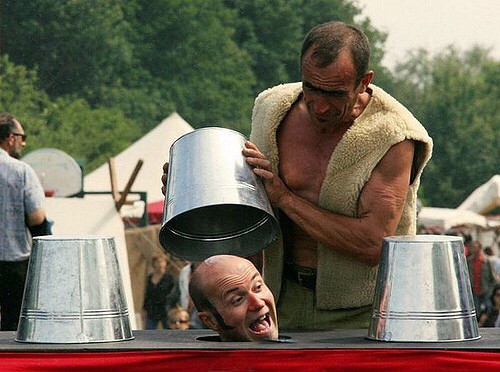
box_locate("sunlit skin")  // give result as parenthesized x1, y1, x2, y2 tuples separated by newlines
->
(197, 255, 278, 342)
(301, 49, 373, 130)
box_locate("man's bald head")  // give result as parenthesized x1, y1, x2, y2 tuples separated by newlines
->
(190, 255, 235, 312)
(189, 255, 278, 342)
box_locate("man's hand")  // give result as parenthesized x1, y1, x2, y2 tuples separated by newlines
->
(242, 141, 290, 207)
(161, 162, 169, 196)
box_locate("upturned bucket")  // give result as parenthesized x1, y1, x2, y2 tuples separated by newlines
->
(367, 235, 480, 342)
(159, 127, 279, 261)
(16, 236, 134, 343)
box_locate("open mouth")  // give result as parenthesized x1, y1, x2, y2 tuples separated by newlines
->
(249, 313, 272, 335)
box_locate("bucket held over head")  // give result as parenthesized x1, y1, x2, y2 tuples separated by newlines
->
(16, 236, 134, 344)
(159, 127, 279, 261)
(367, 235, 480, 342)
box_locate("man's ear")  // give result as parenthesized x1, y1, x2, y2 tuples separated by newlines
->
(360, 70, 374, 92)
(198, 311, 219, 332)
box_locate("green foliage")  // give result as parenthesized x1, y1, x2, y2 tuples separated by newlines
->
(129, 0, 256, 133)
(391, 47, 500, 207)
(3, 0, 496, 208)
(0, 55, 138, 173)
(2, 0, 135, 98)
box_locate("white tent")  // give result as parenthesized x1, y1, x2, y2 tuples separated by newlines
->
(84, 112, 194, 204)
(458, 175, 500, 215)
(418, 207, 488, 230)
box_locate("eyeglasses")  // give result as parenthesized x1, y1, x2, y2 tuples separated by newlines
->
(10, 132, 27, 141)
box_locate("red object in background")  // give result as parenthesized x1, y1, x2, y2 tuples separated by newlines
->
(44, 189, 55, 197)
(147, 200, 164, 224)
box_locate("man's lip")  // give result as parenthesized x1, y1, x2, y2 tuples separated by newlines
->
(248, 313, 274, 336)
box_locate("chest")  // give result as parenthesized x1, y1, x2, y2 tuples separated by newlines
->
(276, 108, 346, 201)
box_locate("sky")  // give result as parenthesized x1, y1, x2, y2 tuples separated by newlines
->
(355, 0, 500, 70)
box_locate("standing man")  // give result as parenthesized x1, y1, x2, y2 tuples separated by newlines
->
(0, 113, 46, 330)
(161, 21, 432, 330)
(242, 21, 433, 329)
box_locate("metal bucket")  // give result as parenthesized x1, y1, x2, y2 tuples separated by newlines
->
(16, 236, 134, 343)
(367, 235, 480, 342)
(159, 127, 279, 261)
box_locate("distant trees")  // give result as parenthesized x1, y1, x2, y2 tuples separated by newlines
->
(0, 55, 138, 171)
(390, 47, 500, 207)
(1, 0, 385, 136)
(1, 1, 497, 207)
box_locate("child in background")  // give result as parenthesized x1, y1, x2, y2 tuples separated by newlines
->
(168, 305, 191, 330)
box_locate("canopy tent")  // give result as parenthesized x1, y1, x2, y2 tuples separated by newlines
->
(84, 113, 194, 214)
(418, 207, 488, 230)
(458, 175, 500, 215)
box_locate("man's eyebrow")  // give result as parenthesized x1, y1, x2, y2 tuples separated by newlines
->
(223, 273, 261, 297)
(303, 81, 347, 95)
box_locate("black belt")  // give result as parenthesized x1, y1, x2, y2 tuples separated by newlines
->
(284, 261, 317, 291)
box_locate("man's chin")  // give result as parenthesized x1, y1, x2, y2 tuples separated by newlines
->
(248, 325, 278, 342)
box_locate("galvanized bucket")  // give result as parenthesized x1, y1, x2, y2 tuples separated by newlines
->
(367, 235, 480, 342)
(159, 127, 279, 261)
(16, 236, 134, 343)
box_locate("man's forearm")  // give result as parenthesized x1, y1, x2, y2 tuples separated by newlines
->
(277, 191, 388, 266)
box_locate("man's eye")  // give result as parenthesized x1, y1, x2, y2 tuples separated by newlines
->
(232, 297, 243, 305)
(254, 283, 263, 292)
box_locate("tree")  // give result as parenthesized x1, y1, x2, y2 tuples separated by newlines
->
(0, 55, 139, 173)
(130, 0, 256, 134)
(223, 0, 391, 94)
(2, 0, 135, 98)
(391, 47, 500, 207)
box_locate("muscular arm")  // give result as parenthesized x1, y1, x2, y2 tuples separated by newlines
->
(244, 139, 415, 267)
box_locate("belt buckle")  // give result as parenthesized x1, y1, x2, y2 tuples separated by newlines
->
(297, 271, 312, 290)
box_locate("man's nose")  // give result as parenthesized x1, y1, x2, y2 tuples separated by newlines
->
(313, 96, 330, 115)
(248, 292, 265, 310)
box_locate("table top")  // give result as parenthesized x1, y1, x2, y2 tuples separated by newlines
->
(0, 328, 498, 352)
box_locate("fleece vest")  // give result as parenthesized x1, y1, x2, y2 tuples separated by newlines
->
(250, 83, 433, 309)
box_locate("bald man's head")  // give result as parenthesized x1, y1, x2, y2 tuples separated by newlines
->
(189, 255, 278, 342)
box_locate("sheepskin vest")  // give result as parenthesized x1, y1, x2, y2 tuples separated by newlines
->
(250, 82, 433, 309)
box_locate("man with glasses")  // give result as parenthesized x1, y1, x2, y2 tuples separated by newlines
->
(0, 113, 47, 330)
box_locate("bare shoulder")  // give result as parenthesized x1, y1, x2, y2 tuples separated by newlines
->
(375, 140, 415, 181)
(361, 140, 415, 206)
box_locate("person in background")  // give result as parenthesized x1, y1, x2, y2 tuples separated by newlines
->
(484, 247, 500, 283)
(478, 284, 500, 327)
(168, 305, 190, 330)
(177, 261, 204, 329)
(467, 241, 496, 315)
(189, 255, 278, 342)
(0, 113, 49, 331)
(142, 254, 178, 329)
